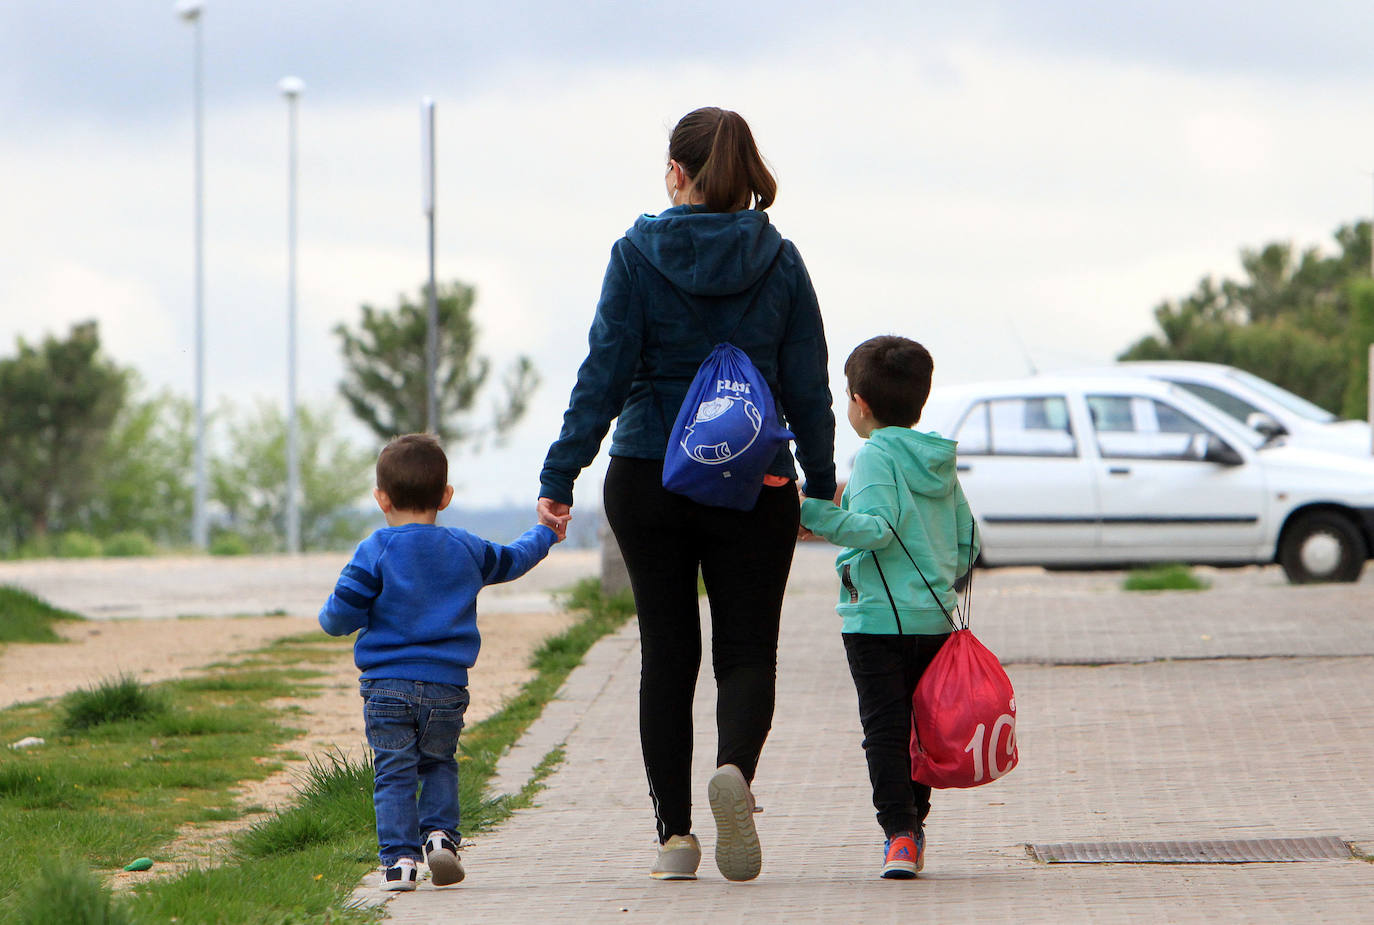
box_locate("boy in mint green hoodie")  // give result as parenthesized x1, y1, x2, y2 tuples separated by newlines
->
(799, 335, 978, 880)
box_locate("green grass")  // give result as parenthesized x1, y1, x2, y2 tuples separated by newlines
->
(0, 586, 83, 644)
(0, 666, 321, 921)
(59, 674, 170, 732)
(1123, 563, 1211, 592)
(0, 577, 634, 925)
(8, 862, 137, 925)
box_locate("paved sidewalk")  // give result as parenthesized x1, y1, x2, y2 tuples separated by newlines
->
(371, 548, 1374, 923)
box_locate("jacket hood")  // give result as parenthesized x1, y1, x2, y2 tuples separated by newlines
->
(868, 427, 959, 499)
(625, 205, 783, 297)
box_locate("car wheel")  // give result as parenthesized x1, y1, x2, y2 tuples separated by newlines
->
(1278, 511, 1367, 583)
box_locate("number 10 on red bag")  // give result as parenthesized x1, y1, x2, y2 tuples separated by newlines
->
(910, 628, 1018, 789)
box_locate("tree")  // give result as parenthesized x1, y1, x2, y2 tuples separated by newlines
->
(335, 281, 539, 447)
(211, 399, 373, 552)
(0, 321, 128, 547)
(1120, 220, 1373, 419)
(74, 384, 195, 546)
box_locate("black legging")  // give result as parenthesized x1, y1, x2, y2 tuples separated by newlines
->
(603, 456, 800, 843)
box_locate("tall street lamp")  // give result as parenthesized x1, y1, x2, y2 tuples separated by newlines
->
(175, 0, 208, 549)
(280, 76, 304, 554)
(421, 97, 438, 434)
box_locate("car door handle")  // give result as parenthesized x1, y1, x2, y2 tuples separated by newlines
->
(1108, 466, 1131, 475)
(956, 464, 971, 472)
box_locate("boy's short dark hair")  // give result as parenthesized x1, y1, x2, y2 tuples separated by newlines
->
(844, 335, 934, 428)
(376, 434, 448, 511)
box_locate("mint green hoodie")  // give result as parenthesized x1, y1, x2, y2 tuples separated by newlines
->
(800, 427, 978, 635)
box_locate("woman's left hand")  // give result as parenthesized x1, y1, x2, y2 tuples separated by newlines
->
(537, 497, 572, 541)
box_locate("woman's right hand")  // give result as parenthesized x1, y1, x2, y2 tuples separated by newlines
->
(537, 497, 572, 542)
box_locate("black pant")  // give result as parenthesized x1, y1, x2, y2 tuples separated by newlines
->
(842, 631, 950, 838)
(603, 456, 800, 843)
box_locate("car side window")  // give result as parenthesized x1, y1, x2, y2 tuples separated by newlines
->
(1172, 381, 1260, 424)
(955, 396, 1076, 457)
(1089, 395, 1213, 460)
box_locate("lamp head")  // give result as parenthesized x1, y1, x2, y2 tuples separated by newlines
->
(174, 0, 204, 22)
(278, 76, 305, 98)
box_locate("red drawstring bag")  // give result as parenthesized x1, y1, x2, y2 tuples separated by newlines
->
(910, 627, 1017, 788)
(871, 520, 1017, 789)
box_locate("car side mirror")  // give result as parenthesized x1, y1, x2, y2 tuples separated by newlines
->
(1202, 434, 1243, 466)
(1245, 411, 1286, 439)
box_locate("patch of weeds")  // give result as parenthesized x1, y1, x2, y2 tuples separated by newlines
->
(9, 859, 136, 925)
(1123, 564, 1211, 592)
(132, 844, 381, 925)
(236, 750, 374, 859)
(173, 672, 300, 696)
(0, 764, 100, 811)
(59, 674, 169, 732)
(0, 585, 83, 644)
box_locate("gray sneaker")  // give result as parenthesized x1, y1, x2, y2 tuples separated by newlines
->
(708, 764, 761, 881)
(650, 833, 702, 880)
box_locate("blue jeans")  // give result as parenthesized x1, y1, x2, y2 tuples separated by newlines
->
(360, 679, 470, 864)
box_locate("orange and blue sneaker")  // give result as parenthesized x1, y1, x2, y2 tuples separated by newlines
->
(881, 830, 924, 879)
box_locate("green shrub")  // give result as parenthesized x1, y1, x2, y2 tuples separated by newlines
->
(10, 860, 136, 925)
(209, 532, 249, 556)
(235, 749, 373, 858)
(55, 532, 103, 559)
(1123, 564, 1211, 592)
(60, 674, 169, 732)
(102, 531, 155, 557)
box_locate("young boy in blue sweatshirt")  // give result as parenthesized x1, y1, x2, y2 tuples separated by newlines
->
(320, 433, 559, 891)
(799, 336, 978, 879)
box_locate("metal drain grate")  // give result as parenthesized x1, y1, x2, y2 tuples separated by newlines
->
(1028, 836, 1353, 864)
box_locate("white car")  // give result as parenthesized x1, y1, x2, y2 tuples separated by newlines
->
(921, 375, 1374, 583)
(1056, 361, 1373, 458)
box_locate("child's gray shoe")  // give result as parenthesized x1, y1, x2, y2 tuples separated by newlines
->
(423, 830, 465, 886)
(381, 857, 418, 892)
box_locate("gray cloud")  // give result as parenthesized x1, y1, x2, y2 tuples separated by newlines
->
(10, 1, 1374, 129)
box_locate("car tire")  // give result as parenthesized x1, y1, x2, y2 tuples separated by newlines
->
(1277, 511, 1367, 584)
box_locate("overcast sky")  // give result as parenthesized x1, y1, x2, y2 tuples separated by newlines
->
(5, 1, 1374, 509)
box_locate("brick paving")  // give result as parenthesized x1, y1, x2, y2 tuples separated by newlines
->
(370, 546, 1374, 923)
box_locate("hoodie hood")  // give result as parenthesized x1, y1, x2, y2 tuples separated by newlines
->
(625, 205, 783, 297)
(867, 427, 959, 500)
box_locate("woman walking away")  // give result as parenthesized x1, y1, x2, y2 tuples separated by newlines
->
(537, 106, 836, 882)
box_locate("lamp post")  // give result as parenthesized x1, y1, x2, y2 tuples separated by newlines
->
(279, 76, 304, 554)
(175, 0, 208, 550)
(421, 97, 438, 434)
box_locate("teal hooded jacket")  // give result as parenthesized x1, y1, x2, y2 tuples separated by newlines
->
(800, 427, 979, 635)
(539, 205, 836, 506)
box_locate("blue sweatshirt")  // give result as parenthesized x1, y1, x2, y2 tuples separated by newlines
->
(319, 523, 557, 685)
(540, 205, 836, 505)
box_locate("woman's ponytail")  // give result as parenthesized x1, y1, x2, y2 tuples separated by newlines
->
(669, 107, 777, 213)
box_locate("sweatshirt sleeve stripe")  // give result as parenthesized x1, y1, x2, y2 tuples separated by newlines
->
(334, 586, 373, 611)
(343, 564, 381, 593)
(480, 526, 557, 586)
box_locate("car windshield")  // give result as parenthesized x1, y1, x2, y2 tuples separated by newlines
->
(1224, 368, 1337, 423)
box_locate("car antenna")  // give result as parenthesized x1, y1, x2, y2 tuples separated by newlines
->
(1006, 317, 1039, 375)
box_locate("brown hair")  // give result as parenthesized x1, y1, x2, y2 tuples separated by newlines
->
(844, 336, 934, 428)
(376, 433, 448, 511)
(668, 107, 777, 213)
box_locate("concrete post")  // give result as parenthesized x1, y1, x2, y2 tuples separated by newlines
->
(599, 523, 631, 597)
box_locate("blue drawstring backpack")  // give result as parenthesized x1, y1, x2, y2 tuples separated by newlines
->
(647, 248, 794, 510)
